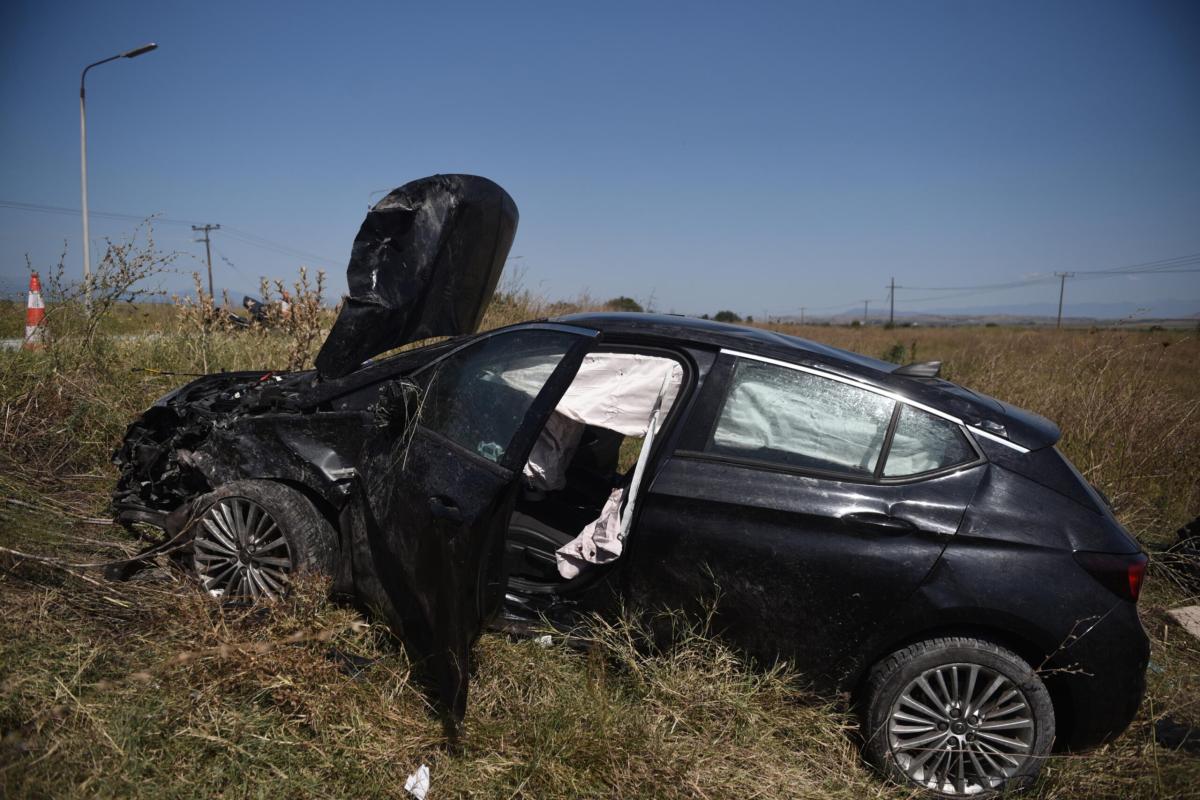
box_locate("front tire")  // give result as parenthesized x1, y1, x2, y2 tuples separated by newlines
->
(862, 636, 1055, 796)
(189, 480, 337, 600)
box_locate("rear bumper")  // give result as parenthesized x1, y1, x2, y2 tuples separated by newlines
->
(1052, 600, 1149, 751)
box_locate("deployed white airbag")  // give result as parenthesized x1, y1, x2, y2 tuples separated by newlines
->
(549, 352, 682, 435)
(513, 353, 682, 490)
(555, 485, 626, 579)
(711, 365, 893, 474)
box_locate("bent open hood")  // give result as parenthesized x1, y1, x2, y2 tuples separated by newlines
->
(315, 174, 518, 379)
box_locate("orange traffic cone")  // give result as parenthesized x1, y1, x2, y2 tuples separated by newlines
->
(23, 271, 45, 350)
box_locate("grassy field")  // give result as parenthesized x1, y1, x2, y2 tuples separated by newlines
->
(1, 294, 1198, 798)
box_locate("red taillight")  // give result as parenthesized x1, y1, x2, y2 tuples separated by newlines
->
(1073, 551, 1149, 602)
(1127, 556, 1147, 601)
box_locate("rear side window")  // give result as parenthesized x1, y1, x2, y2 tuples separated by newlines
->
(882, 404, 975, 478)
(418, 330, 577, 463)
(706, 360, 895, 477)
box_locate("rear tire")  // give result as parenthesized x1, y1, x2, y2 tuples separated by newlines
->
(189, 480, 337, 600)
(861, 636, 1054, 796)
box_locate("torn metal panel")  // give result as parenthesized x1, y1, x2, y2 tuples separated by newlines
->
(111, 341, 459, 531)
(315, 174, 519, 380)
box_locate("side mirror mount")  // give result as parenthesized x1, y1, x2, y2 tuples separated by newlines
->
(374, 378, 422, 434)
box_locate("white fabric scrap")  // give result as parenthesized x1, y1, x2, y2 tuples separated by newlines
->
(555, 486, 626, 579)
(404, 764, 431, 800)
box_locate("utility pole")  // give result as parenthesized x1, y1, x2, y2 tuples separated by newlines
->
(862, 299, 870, 324)
(888, 277, 895, 326)
(1054, 271, 1075, 329)
(192, 224, 221, 298)
(800, 307, 805, 325)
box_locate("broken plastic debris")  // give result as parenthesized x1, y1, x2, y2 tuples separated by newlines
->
(534, 634, 553, 648)
(1154, 717, 1200, 753)
(1166, 606, 1200, 641)
(404, 764, 430, 799)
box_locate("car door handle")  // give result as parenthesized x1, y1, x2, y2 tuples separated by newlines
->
(842, 512, 916, 534)
(428, 496, 463, 523)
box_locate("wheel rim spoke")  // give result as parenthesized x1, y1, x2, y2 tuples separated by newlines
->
(892, 709, 936, 726)
(216, 502, 239, 547)
(964, 665, 979, 711)
(979, 717, 1033, 732)
(194, 534, 234, 561)
(247, 567, 275, 600)
(201, 518, 238, 554)
(257, 566, 287, 593)
(193, 497, 294, 600)
(888, 661, 1036, 794)
(254, 532, 286, 555)
(255, 513, 275, 544)
(954, 740, 967, 794)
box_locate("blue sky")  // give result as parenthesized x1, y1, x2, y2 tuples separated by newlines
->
(2, 1, 1198, 318)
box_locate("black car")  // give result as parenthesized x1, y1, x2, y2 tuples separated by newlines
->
(113, 175, 1149, 797)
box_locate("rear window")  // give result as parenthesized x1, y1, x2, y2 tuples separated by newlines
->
(882, 405, 975, 477)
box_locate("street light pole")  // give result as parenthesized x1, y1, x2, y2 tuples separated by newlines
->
(80, 42, 158, 310)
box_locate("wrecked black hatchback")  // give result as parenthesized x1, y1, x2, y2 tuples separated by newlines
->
(114, 174, 1149, 797)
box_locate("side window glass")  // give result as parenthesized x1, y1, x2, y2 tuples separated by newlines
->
(706, 360, 895, 477)
(883, 405, 975, 478)
(418, 330, 577, 463)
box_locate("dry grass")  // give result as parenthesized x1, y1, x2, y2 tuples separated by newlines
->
(1, 297, 1199, 798)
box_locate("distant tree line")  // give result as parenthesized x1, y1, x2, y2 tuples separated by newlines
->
(605, 299, 756, 325)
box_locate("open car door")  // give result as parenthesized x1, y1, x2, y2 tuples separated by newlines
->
(345, 324, 597, 735)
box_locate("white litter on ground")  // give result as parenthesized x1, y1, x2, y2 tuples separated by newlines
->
(1167, 606, 1200, 640)
(404, 764, 431, 799)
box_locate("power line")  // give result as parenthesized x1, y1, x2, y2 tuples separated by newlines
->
(219, 226, 340, 267)
(0, 199, 340, 267)
(898, 277, 1057, 292)
(0, 199, 202, 227)
(896, 254, 1200, 293)
(1079, 252, 1200, 274)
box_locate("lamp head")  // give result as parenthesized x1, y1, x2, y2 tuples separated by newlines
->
(122, 43, 158, 59)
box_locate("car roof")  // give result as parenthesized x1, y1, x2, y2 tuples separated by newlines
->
(554, 312, 898, 373)
(551, 312, 1059, 451)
